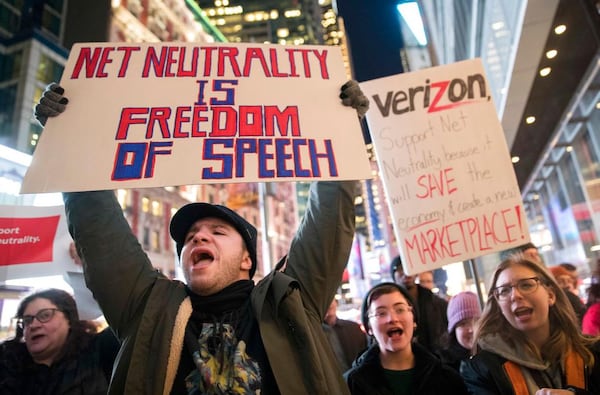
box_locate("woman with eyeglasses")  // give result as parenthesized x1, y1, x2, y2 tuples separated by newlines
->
(0, 289, 120, 394)
(461, 253, 600, 394)
(344, 282, 468, 394)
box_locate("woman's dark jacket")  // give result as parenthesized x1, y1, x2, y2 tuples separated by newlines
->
(0, 328, 119, 395)
(460, 342, 600, 395)
(344, 342, 468, 395)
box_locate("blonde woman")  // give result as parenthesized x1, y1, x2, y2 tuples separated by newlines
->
(461, 254, 600, 394)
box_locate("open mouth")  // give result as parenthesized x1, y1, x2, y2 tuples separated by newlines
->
(192, 250, 214, 265)
(387, 328, 404, 338)
(513, 307, 533, 317)
(30, 333, 45, 341)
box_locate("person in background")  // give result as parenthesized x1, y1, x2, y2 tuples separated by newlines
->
(437, 291, 481, 372)
(549, 265, 587, 325)
(518, 242, 543, 265)
(0, 289, 119, 395)
(583, 264, 600, 336)
(417, 271, 435, 291)
(34, 81, 369, 394)
(344, 282, 468, 395)
(560, 262, 581, 297)
(461, 253, 600, 394)
(323, 298, 368, 372)
(390, 256, 448, 353)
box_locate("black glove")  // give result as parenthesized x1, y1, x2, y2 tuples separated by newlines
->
(340, 80, 369, 119)
(34, 83, 68, 126)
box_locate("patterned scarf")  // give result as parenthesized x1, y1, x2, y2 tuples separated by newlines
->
(184, 280, 261, 394)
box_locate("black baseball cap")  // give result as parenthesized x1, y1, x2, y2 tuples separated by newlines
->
(169, 203, 258, 278)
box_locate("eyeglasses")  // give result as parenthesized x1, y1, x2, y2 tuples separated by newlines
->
(368, 305, 413, 322)
(17, 308, 60, 329)
(492, 277, 541, 301)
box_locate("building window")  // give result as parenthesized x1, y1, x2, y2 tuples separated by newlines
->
(0, 85, 17, 140)
(0, 3, 21, 36)
(151, 230, 160, 252)
(142, 196, 150, 212)
(151, 200, 162, 216)
(36, 54, 64, 83)
(0, 49, 23, 82)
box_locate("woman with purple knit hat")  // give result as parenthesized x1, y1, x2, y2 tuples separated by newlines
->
(437, 291, 481, 372)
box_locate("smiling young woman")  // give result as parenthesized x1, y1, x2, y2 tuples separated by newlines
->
(343, 282, 467, 395)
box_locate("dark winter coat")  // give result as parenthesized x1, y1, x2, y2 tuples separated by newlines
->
(461, 339, 600, 394)
(414, 285, 448, 353)
(437, 340, 470, 373)
(0, 328, 119, 395)
(344, 342, 468, 395)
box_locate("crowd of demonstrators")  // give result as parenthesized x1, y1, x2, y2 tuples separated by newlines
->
(0, 289, 120, 395)
(390, 256, 448, 354)
(344, 282, 468, 395)
(34, 81, 369, 394)
(34, 78, 600, 393)
(437, 291, 481, 373)
(461, 253, 600, 394)
(323, 298, 368, 372)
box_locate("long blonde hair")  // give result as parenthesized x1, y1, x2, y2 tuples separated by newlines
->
(473, 253, 597, 366)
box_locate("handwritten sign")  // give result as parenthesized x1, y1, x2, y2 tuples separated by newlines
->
(360, 59, 529, 275)
(0, 205, 78, 281)
(21, 42, 372, 193)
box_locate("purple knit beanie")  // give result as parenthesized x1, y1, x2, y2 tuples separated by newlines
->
(447, 291, 481, 333)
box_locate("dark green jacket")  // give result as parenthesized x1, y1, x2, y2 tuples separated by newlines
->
(63, 181, 355, 395)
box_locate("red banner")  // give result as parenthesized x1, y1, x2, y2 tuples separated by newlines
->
(0, 216, 60, 266)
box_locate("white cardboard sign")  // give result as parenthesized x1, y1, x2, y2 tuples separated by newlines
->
(361, 59, 529, 274)
(21, 42, 371, 193)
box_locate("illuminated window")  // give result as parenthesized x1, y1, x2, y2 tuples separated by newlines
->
(151, 230, 160, 252)
(36, 54, 64, 83)
(142, 196, 150, 212)
(151, 200, 163, 216)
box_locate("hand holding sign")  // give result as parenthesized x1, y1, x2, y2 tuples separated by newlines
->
(21, 42, 373, 193)
(35, 83, 68, 126)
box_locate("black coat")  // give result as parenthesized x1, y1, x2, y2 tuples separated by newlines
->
(414, 285, 448, 353)
(437, 341, 470, 373)
(0, 328, 119, 395)
(344, 342, 468, 395)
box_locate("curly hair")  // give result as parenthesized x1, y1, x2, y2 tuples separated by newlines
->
(473, 253, 597, 366)
(15, 289, 96, 363)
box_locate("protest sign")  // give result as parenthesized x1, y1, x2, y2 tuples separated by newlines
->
(0, 205, 78, 281)
(360, 59, 529, 275)
(21, 42, 372, 193)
